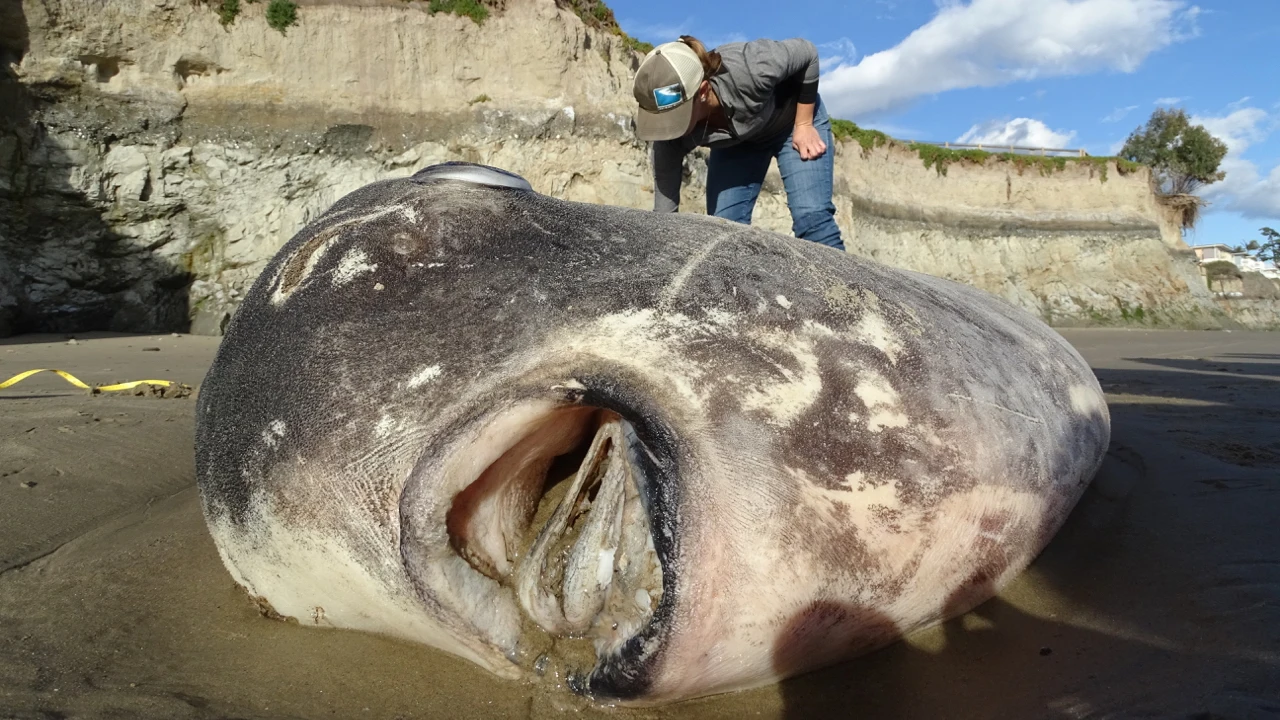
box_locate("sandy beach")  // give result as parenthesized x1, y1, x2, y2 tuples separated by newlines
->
(1, 328, 1277, 719)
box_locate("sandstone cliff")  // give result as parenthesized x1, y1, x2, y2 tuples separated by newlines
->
(1, 0, 1271, 336)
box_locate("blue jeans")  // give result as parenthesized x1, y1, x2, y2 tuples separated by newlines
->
(705, 96, 845, 251)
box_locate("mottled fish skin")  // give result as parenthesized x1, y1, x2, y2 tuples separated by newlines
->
(194, 162, 1110, 705)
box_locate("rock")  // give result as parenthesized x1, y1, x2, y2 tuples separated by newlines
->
(102, 144, 152, 202)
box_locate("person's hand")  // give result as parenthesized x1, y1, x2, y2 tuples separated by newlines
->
(792, 124, 827, 160)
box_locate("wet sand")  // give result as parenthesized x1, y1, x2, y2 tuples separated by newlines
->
(1, 329, 1277, 719)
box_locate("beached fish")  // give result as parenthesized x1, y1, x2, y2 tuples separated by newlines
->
(194, 162, 1110, 705)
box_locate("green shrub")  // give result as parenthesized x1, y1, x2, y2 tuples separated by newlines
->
(1203, 260, 1241, 280)
(830, 119, 889, 152)
(908, 143, 992, 176)
(266, 0, 298, 32)
(623, 35, 654, 54)
(1115, 158, 1142, 175)
(217, 0, 240, 26)
(428, 0, 489, 24)
(998, 152, 1069, 177)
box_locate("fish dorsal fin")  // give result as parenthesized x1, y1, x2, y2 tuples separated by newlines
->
(411, 162, 533, 191)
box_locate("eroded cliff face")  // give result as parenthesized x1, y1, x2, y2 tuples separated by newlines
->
(825, 143, 1232, 328)
(1, 0, 1265, 336)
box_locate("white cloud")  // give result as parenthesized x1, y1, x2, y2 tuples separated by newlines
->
(1154, 96, 1187, 106)
(956, 118, 1076, 149)
(819, 0, 1201, 119)
(1191, 105, 1280, 219)
(1102, 105, 1140, 123)
(819, 38, 858, 70)
(1194, 107, 1269, 153)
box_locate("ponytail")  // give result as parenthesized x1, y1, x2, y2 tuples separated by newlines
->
(678, 35, 723, 77)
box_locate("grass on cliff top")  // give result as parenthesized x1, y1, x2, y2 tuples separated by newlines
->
(423, 0, 651, 51)
(427, 0, 491, 23)
(208, 0, 648, 48)
(211, 0, 298, 32)
(831, 118, 1143, 182)
(559, 0, 653, 53)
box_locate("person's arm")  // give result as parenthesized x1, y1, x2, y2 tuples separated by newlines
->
(652, 139, 686, 213)
(792, 99, 826, 161)
(740, 38, 826, 160)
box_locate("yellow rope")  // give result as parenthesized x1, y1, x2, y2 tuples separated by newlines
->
(0, 369, 174, 392)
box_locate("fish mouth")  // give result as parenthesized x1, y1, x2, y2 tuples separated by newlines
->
(439, 399, 669, 696)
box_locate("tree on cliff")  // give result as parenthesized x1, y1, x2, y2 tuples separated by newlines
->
(1120, 108, 1228, 195)
(1256, 227, 1280, 266)
(1119, 108, 1228, 228)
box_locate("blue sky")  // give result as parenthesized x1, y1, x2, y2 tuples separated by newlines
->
(611, 0, 1280, 248)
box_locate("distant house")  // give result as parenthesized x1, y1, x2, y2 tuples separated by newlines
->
(1189, 244, 1239, 264)
(1188, 244, 1280, 280)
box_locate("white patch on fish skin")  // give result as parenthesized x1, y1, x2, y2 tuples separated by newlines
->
(553, 309, 712, 408)
(262, 419, 287, 448)
(374, 414, 396, 439)
(855, 372, 909, 432)
(776, 295, 792, 309)
(561, 310, 836, 426)
(704, 308, 737, 327)
(801, 320, 837, 338)
(332, 249, 378, 286)
(1069, 384, 1107, 417)
(739, 336, 822, 426)
(406, 365, 442, 389)
(855, 312, 903, 364)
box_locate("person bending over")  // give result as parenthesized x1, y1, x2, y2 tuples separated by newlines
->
(632, 35, 845, 252)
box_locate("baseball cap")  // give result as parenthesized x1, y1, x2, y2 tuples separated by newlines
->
(633, 41, 706, 141)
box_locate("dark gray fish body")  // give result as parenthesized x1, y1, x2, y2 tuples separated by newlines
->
(194, 162, 1110, 705)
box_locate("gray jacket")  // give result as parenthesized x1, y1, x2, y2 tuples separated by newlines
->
(650, 38, 821, 213)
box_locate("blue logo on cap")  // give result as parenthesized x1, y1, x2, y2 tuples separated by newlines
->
(653, 83, 685, 110)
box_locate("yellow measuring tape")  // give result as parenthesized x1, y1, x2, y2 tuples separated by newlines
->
(0, 368, 175, 393)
